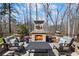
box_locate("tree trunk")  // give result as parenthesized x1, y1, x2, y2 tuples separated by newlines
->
(0, 17, 3, 36)
(36, 3, 38, 20)
(8, 3, 11, 34)
(29, 3, 32, 32)
(46, 3, 49, 31)
(26, 4, 29, 26)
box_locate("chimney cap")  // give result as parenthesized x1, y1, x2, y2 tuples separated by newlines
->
(34, 20, 44, 24)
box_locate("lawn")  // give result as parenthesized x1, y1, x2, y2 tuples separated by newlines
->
(0, 38, 4, 45)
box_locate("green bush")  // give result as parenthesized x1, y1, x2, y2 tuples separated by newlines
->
(0, 37, 4, 45)
(17, 24, 29, 37)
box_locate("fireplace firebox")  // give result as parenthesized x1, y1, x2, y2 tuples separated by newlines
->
(35, 35, 43, 40)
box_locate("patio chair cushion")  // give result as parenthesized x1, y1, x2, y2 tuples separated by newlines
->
(9, 47, 18, 51)
(63, 47, 70, 51)
(3, 51, 15, 56)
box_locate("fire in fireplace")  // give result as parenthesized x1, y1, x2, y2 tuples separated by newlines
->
(35, 35, 43, 40)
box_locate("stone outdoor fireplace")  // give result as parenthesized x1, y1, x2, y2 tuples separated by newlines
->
(31, 20, 47, 42)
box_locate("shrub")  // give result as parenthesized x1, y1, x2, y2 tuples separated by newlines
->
(0, 37, 4, 45)
(17, 24, 29, 38)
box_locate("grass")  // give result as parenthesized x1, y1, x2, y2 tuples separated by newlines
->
(0, 37, 4, 45)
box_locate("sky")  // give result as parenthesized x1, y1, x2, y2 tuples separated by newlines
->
(0, 3, 67, 25)
(11, 3, 66, 25)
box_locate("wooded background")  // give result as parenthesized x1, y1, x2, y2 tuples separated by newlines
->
(0, 3, 79, 37)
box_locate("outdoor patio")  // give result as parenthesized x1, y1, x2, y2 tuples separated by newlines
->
(1, 41, 79, 56)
